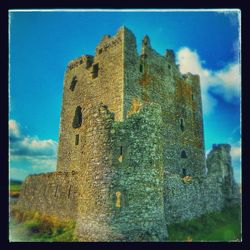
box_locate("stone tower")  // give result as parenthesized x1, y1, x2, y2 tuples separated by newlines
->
(57, 26, 206, 178)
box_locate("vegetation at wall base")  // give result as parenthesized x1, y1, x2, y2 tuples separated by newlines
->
(9, 204, 241, 242)
(167, 204, 241, 242)
(10, 209, 77, 242)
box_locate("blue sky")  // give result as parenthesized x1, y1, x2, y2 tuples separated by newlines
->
(9, 10, 241, 183)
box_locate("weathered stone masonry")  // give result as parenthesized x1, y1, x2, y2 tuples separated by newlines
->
(16, 26, 240, 241)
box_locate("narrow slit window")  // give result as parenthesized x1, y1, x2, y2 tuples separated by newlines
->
(118, 146, 123, 163)
(140, 64, 144, 73)
(68, 185, 72, 199)
(182, 168, 187, 176)
(192, 94, 194, 100)
(54, 185, 59, 197)
(92, 63, 99, 79)
(70, 76, 77, 91)
(115, 191, 121, 208)
(75, 134, 79, 145)
(180, 118, 185, 132)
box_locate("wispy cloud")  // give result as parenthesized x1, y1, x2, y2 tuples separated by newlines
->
(9, 119, 57, 159)
(177, 47, 240, 115)
(9, 120, 57, 179)
(231, 145, 241, 160)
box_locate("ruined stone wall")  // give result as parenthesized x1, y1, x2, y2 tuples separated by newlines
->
(206, 144, 240, 204)
(109, 103, 167, 241)
(164, 143, 240, 225)
(17, 171, 80, 221)
(164, 174, 224, 225)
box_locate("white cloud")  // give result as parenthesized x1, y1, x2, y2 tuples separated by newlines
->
(9, 120, 58, 180)
(231, 144, 241, 161)
(177, 47, 241, 115)
(214, 63, 241, 102)
(230, 141, 241, 184)
(9, 120, 57, 159)
(9, 119, 21, 139)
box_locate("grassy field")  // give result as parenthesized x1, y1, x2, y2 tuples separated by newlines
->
(9, 186, 241, 242)
(9, 205, 241, 242)
(10, 209, 77, 242)
(9, 180, 22, 198)
(167, 205, 242, 242)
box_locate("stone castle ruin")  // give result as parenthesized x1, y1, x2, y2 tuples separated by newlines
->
(16, 26, 240, 241)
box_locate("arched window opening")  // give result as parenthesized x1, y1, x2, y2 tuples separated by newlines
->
(181, 150, 187, 158)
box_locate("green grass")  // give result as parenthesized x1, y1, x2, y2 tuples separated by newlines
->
(9, 180, 23, 198)
(10, 184, 22, 192)
(167, 205, 242, 242)
(10, 205, 241, 242)
(10, 180, 22, 192)
(10, 209, 77, 242)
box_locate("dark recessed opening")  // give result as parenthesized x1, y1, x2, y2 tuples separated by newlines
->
(120, 146, 123, 156)
(75, 134, 79, 145)
(70, 76, 77, 91)
(86, 56, 94, 69)
(192, 94, 194, 100)
(99, 49, 103, 54)
(181, 150, 187, 158)
(72, 106, 82, 129)
(168, 64, 171, 70)
(140, 64, 143, 73)
(68, 185, 72, 199)
(92, 63, 99, 79)
(182, 168, 187, 176)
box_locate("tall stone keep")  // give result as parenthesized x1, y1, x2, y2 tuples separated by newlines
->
(57, 26, 206, 177)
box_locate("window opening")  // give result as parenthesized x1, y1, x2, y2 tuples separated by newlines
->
(72, 106, 82, 128)
(140, 64, 144, 73)
(115, 191, 121, 208)
(182, 168, 187, 176)
(70, 76, 77, 91)
(180, 118, 185, 132)
(181, 150, 187, 158)
(118, 146, 123, 163)
(75, 134, 79, 145)
(92, 63, 99, 79)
